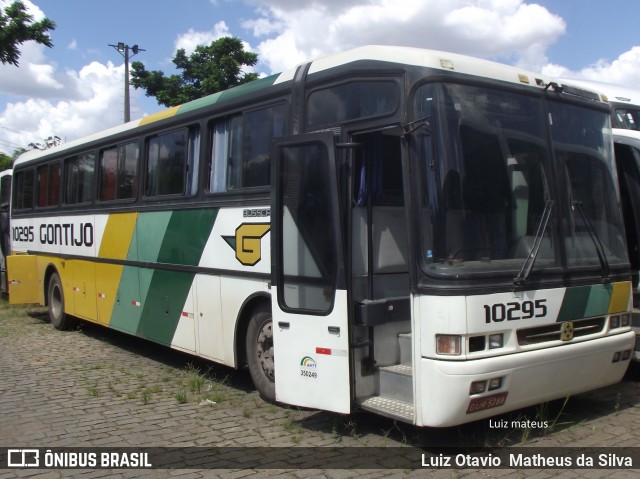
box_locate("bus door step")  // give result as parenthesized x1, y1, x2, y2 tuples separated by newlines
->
(360, 396, 414, 423)
(359, 332, 414, 423)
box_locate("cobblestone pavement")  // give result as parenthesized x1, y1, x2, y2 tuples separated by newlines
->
(0, 301, 639, 479)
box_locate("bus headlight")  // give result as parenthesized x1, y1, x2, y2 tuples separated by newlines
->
(470, 380, 486, 394)
(621, 314, 631, 327)
(436, 335, 461, 355)
(488, 377, 503, 390)
(610, 316, 620, 329)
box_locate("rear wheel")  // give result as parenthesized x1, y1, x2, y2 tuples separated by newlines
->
(246, 306, 275, 401)
(48, 272, 75, 330)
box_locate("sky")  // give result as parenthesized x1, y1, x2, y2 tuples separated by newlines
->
(1, 0, 640, 155)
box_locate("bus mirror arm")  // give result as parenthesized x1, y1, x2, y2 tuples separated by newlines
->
(401, 116, 430, 137)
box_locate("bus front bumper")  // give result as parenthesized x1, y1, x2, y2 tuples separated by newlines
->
(416, 331, 635, 427)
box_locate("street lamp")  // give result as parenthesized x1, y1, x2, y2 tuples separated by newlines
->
(109, 42, 145, 123)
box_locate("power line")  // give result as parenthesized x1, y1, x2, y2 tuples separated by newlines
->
(0, 124, 22, 134)
(0, 136, 23, 149)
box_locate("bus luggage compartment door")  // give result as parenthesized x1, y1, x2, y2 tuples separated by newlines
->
(271, 133, 351, 414)
(7, 254, 40, 304)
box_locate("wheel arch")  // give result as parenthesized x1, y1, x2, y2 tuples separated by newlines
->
(234, 292, 272, 368)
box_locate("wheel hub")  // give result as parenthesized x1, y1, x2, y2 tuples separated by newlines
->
(256, 320, 274, 382)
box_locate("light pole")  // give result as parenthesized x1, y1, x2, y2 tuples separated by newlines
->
(109, 42, 145, 123)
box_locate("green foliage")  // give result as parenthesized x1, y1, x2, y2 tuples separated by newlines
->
(0, 152, 12, 171)
(0, 1, 55, 66)
(11, 147, 27, 160)
(131, 37, 259, 107)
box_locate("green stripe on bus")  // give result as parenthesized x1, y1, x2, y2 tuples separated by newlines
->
(137, 269, 194, 345)
(108, 266, 143, 334)
(156, 209, 218, 265)
(135, 209, 218, 344)
(176, 74, 281, 116)
(584, 284, 614, 317)
(136, 211, 173, 263)
(557, 284, 614, 322)
(109, 208, 218, 341)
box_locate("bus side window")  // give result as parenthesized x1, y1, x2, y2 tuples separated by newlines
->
(13, 169, 34, 211)
(0, 175, 11, 208)
(146, 127, 199, 197)
(306, 81, 399, 129)
(99, 147, 118, 201)
(65, 153, 95, 205)
(185, 127, 200, 196)
(227, 103, 287, 190)
(119, 142, 139, 200)
(36, 162, 61, 208)
(99, 142, 139, 202)
(207, 119, 229, 194)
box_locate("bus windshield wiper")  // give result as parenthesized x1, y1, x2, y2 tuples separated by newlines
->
(571, 200, 611, 280)
(513, 199, 554, 288)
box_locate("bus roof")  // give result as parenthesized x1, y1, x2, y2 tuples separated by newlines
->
(14, 45, 605, 167)
(559, 79, 640, 106)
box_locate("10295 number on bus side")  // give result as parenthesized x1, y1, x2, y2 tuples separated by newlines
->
(484, 299, 547, 323)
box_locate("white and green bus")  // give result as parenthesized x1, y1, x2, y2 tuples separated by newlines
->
(8, 46, 635, 427)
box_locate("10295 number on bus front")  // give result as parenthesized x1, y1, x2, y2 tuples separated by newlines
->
(484, 299, 547, 323)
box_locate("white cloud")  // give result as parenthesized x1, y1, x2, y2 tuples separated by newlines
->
(542, 46, 640, 88)
(175, 21, 232, 54)
(0, 61, 142, 155)
(0, 43, 68, 98)
(244, 0, 566, 74)
(4, 0, 640, 155)
(0, 0, 153, 155)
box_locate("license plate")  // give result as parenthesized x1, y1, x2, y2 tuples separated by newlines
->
(466, 392, 508, 414)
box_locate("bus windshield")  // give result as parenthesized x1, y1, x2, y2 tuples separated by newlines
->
(413, 82, 628, 279)
(613, 107, 640, 130)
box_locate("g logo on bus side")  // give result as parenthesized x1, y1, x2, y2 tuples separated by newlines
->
(223, 223, 270, 266)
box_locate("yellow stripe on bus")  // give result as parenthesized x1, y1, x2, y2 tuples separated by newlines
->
(98, 212, 138, 259)
(138, 106, 180, 126)
(608, 281, 631, 314)
(94, 213, 138, 325)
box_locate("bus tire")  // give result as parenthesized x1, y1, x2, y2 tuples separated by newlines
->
(246, 307, 276, 401)
(48, 272, 74, 330)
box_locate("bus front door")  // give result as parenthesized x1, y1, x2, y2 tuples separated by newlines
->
(271, 133, 351, 414)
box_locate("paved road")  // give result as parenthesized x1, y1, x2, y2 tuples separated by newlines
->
(0, 301, 639, 478)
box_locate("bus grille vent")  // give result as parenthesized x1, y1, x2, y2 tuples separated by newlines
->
(517, 317, 605, 346)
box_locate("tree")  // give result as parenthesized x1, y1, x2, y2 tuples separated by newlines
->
(0, 1, 55, 66)
(131, 37, 259, 107)
(0, 152, 11, 171)
(28, 135, 61, 150)
(12, 146, 27, 159)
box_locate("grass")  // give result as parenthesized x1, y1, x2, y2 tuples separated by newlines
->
(186, 364, 206, 393)
(175, 388, 188, 404)
(85, 382, 100, 397)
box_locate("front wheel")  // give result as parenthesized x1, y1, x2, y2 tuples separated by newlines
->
(246, 307, 275, 401)
(48, 272, 75, 330)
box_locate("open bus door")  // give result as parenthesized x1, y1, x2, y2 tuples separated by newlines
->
(271, 132, 351, 413)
